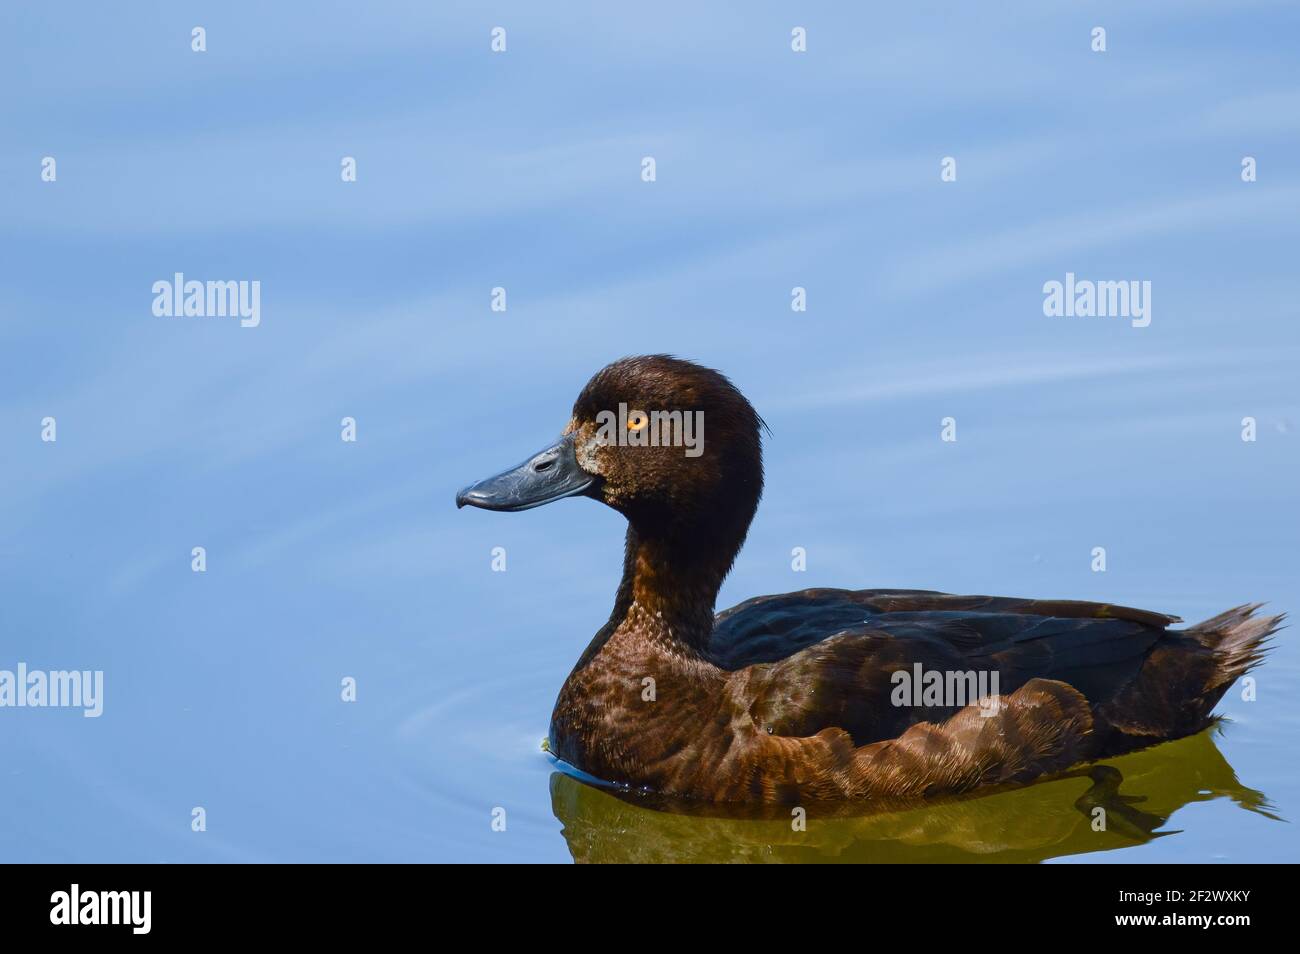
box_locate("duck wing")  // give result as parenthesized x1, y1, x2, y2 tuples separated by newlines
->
(711, 588, 1180, 748)
(700, 590, 1278, 798)
(710, 587, 1178, 669)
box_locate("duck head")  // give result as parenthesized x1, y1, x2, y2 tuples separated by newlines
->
(456, 355, 765, 639)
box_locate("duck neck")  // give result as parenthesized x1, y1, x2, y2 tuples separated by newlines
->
(609, 518, 745, 655)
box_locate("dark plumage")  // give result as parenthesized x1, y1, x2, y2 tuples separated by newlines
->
(457, 355, 1284, 804)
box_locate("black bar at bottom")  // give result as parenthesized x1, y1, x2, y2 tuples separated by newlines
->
(0, 862, 1284, 938)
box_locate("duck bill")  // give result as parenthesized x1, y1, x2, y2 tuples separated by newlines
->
(456, 435, 597, 512)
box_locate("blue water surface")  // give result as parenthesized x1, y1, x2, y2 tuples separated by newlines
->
(1, 1, 1298, 862)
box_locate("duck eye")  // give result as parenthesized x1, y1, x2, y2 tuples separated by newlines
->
(627, 413, 649, 432)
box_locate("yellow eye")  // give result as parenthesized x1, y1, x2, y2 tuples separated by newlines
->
(627, 412, 649, 432)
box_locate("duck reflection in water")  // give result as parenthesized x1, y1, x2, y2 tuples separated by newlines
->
(548, 726, 1277, 863)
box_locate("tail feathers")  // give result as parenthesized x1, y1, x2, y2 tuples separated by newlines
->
(1186, 603, 1284, 691)
(1094, 603, 1284, 752)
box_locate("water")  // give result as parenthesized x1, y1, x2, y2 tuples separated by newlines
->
(2, 1, 1298, 863)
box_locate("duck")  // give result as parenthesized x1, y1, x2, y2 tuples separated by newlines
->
(456, 355, 1283, 804)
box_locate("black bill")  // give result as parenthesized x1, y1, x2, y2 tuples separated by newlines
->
(455, 434, 597, 512)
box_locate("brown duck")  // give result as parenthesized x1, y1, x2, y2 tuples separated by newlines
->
(456, 355, 1282, 804)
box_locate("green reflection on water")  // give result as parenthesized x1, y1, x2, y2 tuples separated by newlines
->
(549, 726, 1278, 863)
